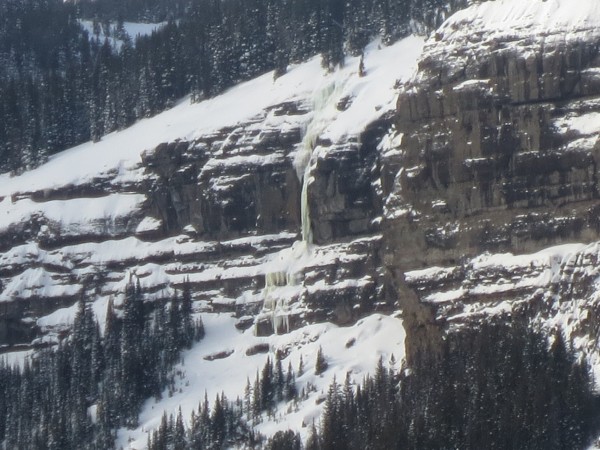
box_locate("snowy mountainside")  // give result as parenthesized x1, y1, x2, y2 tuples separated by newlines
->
(0, 35, 421, 317)
(118, 313, 405, 448)
(5, 0, 600, 446)
(0, 35, 423, 445)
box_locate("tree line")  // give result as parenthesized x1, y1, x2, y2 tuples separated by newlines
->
(147, 350, 305, 449)
(0, 0, 467, 173)
(2, 286, 598, 449)
(309, 322, 600, 450)
(0, 280, 204, 449)
(146, 321, 600, 450)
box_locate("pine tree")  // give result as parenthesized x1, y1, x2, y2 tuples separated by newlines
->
(174, 407, 186, 450)
(275, 352, 284, 401)
(285, 362, 297, 401)
(260, 357, 275, 412)
(212, 394, 226, 447)
(321, 376, 346, 449)
(166, 291, 182, 354)
(266, 429, 302, 450)
(306, 421, 322, 450)
(252, 371, 262, 422)
(180, 278, 194, 347)
(315, 346, 328, 375)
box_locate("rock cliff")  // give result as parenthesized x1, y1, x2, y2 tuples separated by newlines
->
(383, 0, 600, 362)
(4, 0, 600, 393)
(0, 105, 386, 347)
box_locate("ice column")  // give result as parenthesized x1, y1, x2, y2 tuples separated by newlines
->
(261, 80, 344, 334)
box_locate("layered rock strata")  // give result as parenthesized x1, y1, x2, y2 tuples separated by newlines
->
(384, 0, 600, 361)
(0, 98, 389, 348)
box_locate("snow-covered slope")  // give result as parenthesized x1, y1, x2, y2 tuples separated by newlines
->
(0, 36, 423, 199)
(117, 313, 405, 448)
(439, 0, 600, 37)
(0, 35, 425, 447)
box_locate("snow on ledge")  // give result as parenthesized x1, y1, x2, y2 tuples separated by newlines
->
(135, 216, 163, 234)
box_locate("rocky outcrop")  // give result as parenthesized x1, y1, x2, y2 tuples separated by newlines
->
(397, 241, 600, 366)
(142, 105, 305, 239)
(383, 1, 600, 361)
(308, 116, 390, 244)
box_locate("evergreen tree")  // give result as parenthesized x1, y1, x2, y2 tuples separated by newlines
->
(260, 357, 275, 412)
(306, 421, 322, 450)
(0, 0, 470, 172)
(285, 362, 298, 401)
(180, 278, 195, 347)
(315, 346, 328, 375)
(174, 407, 186, 450)
(266, 429, 302, 450)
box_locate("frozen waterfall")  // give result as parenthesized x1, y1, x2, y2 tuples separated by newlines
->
(261, 79, 346, 334)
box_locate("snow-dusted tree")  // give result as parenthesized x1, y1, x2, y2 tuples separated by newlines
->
(315, 346, 328, 375)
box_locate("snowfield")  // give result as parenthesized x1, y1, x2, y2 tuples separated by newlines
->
(438, 0, 600, 39)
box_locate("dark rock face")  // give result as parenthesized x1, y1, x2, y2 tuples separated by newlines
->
(397, 241, 600, 365)
(383, 7, 600, 361)
(386, 45, 600, 270)
(309, 117, 390, 244)
(143, 114, 304, 239)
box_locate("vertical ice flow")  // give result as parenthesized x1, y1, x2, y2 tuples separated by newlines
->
(295, 81, 344, 244)
(261, 80, 345, 334)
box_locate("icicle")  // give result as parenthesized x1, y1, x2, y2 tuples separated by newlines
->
(261, 243, 307, 334)
(300, 171, 313, 244)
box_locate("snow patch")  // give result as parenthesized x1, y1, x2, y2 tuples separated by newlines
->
(79, 20, 167, 50)
(439, 0, 600, 39)
(0, 194, 145, 235)
(554, 112, 600, 136)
